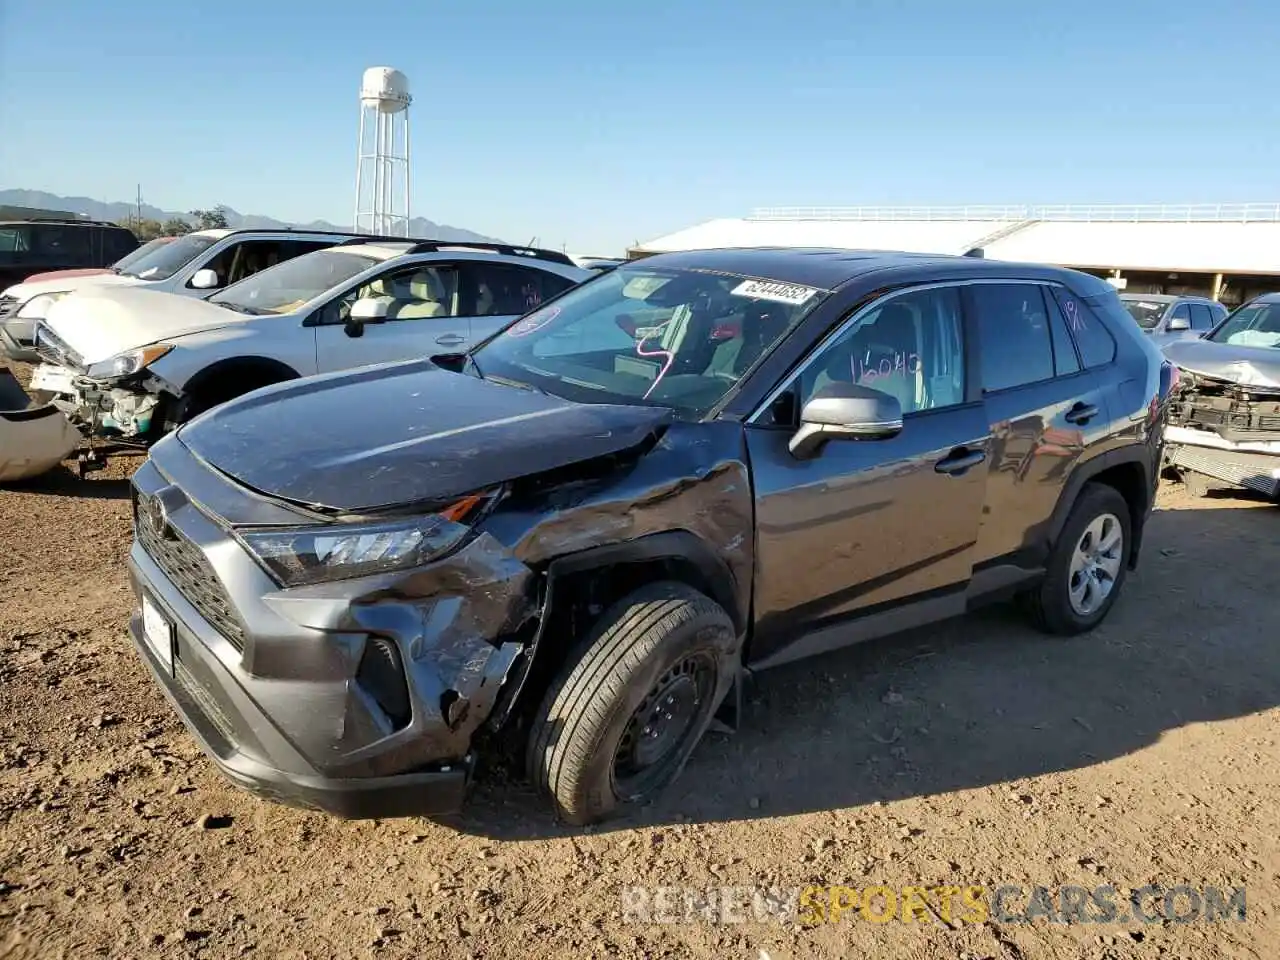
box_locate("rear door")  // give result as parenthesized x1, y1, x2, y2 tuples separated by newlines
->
(745, 283, 991, 666)
(966, 281, 1111, 576)
(311, 260, 473, 372)
(464, 262, 580, 342)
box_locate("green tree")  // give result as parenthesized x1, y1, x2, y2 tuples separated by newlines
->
(161, 218, 193, 236)
(119, 217, 167, 241)
(190, 205, 231, 230)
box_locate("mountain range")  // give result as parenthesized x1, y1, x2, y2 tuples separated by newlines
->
(0, 189, 502, 244)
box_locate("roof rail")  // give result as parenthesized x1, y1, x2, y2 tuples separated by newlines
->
(402, 239, 575, 266)
(0, 217, 125, 227)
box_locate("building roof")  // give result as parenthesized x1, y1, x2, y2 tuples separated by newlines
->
(634, 205, 1280, 277)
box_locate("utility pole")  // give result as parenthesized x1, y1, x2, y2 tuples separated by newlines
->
(135, 184, 143, 227)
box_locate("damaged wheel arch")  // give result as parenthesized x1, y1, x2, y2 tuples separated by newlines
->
(488, 530, 748, 733)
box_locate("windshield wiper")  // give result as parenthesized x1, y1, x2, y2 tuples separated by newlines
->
(486, 373, 549, 396)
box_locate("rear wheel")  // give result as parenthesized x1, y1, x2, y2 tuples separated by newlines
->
(1025, 484, 1132, 635)
(527, 581, 735, 825)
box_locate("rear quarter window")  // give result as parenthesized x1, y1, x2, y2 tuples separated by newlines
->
(1051, 287, 1117, 368)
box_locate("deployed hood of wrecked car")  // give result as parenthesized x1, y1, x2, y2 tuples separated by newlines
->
(1163, 338, 1280, 389)
(3, 271, 141, 302)
(177, 360, 674, 513)
(42, 287, 244, 365)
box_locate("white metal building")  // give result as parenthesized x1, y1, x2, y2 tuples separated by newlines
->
(630, 205, 1280, 306)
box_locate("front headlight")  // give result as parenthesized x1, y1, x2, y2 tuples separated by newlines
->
(237, 493, 495, 587)
(16, 291, 70, 320)
(85, 344, 174, 380)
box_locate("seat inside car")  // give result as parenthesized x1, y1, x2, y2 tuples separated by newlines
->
(392, 270, 449, 319)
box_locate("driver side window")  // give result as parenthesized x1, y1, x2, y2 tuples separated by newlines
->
(325, 264, 461, 324)
(796, 286, 965, 417)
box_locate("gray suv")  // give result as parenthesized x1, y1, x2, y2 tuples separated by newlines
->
(126, 249, 1172, 825)
(1119, 293, 1227, 347)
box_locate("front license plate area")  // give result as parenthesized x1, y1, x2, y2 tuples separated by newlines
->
(141, 594, 174, 675)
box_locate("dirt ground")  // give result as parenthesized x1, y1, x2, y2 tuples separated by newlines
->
(2, 361, 1278, 959)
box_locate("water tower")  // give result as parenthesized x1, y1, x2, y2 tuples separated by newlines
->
(354, 67, 412, 237)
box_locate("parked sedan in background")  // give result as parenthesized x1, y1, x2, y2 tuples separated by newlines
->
(1119, 293, 1226, 347)
(30, 240, 591, 440)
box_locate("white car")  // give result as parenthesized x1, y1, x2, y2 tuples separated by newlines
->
(30, 240, 592, 439)
(1, 228, 377, 361)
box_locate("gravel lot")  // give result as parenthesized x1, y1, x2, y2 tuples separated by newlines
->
(2, 361, 1278, 959)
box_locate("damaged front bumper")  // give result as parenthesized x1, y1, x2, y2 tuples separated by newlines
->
(1165, 375, 1280, 498)
(30, 361, 163, 439)
(126, 448, 537, 818)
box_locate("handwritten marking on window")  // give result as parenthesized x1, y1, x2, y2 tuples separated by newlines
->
(850, 350, 922, 384)
(1064, 297, 1086, 333)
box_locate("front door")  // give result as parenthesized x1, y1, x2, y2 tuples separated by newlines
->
(313, 262, 473, 372)
(745, 284, 991, 667)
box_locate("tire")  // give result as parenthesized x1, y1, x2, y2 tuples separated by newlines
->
(1025, 483, 1132, 636)
(526, 581, 736, 825)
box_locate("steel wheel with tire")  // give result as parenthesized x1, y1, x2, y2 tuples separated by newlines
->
(1025, 483, 1132, 635)
(527, 581, 737, 825)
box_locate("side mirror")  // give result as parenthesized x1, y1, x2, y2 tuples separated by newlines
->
(1166, 316, 1191, 332)
(789, 382, 903, 460)
(190, 268, 220, 290)
(345, 297, 390, 338)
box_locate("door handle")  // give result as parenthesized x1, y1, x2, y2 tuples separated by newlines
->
(934, 447, 987, 476)
(1064, 401, 1099, 425)
(435, 333, 465, 346)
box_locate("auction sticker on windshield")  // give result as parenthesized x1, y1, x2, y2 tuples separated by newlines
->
(506, 305, 561, 338)
(731, 279, 819, 305)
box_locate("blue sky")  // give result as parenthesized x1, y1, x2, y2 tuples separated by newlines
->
(2, 0, 1278, 254)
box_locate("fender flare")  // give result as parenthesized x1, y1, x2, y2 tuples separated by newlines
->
(180, 356, 301, 402)
(1047, 447, 1154, 567)
(543, 529, 745, 634)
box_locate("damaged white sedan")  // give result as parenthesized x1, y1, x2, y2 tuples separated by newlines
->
(1163, 292, 1280, 501)
(28, 240, 591, 444)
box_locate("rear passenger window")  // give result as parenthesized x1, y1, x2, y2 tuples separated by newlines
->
(1043, 289, 1082, 376)
(970, 283, 1056, 392)
(1051, 288, 1117, 369)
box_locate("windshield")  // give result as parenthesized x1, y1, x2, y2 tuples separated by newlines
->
(1206, 300, 1280, 348)
(209, 249, 378, 315)
(1120, 297, 1169, 329)
(471, 265, 826, 418)
(111, 237, 172, 272)
(122, 233, 217, 280)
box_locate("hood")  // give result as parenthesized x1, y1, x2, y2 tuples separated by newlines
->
(22, 268, 114, 284)
(43, 287, 244, 365)
(177, 360, 674, 513)
(1163, 337, 1280, 389)
(3, 271, 141, 302)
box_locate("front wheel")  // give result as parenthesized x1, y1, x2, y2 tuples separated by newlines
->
(1024, 484, 1132, 635)
(526, 581, 736, 825)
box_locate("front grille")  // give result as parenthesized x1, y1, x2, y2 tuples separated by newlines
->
(1169, 395, 1280, 441)
(133, 489, 247, 652)
(0, 295, 17, 321)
